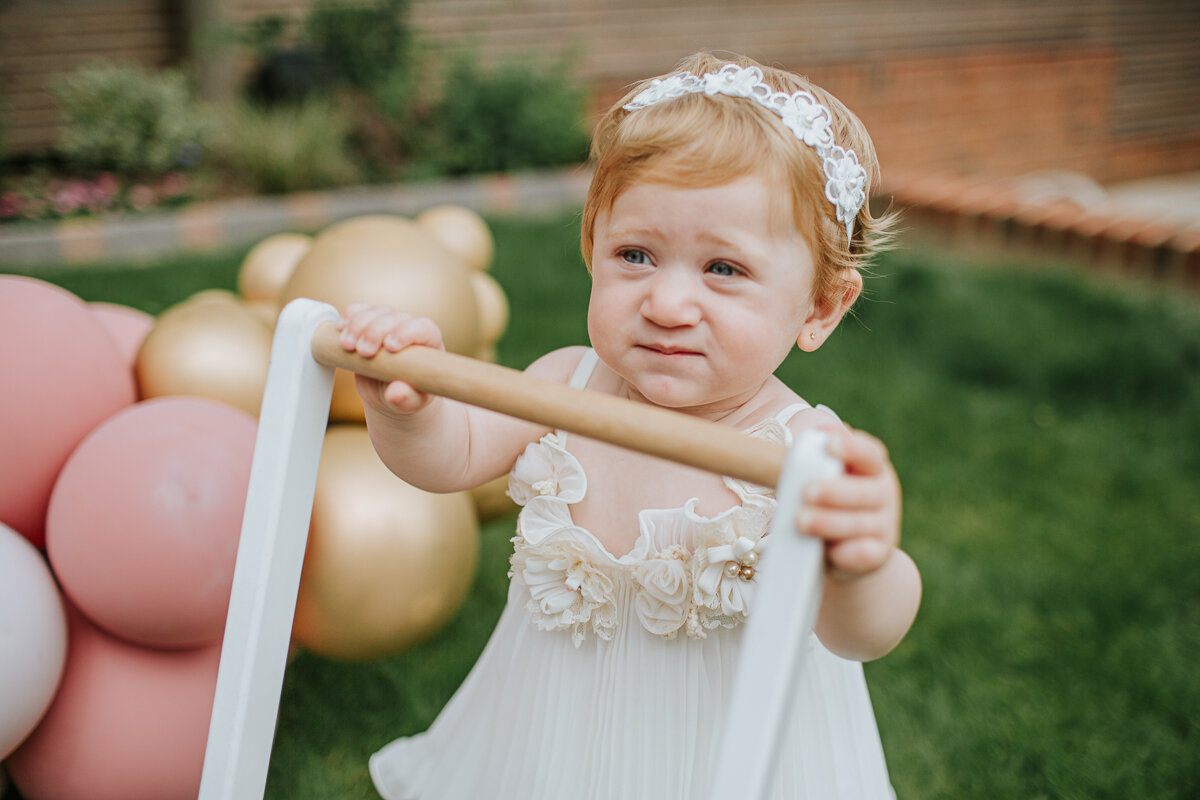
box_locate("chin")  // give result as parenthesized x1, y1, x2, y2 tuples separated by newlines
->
(631, 378, 705, 410)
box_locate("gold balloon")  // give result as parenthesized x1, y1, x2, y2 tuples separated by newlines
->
(135, 294, 273, 416)
(238, 233, 313, 303)
(470, 473, 519, 523)
(328, 369, 366, 422)
(292, 425, 479, 661)
(416, 204, 494, 272)
(186, 288, 241, 307)
(470, 271, 510, 347)
(243, 297, 281, 328)
(279, 215, 482, 422)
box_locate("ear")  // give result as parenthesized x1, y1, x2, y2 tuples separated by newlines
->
(797, 269, 863, 352)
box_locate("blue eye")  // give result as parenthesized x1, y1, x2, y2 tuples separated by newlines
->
(707, 261, 739, 276)
(620, 249, 650, 265)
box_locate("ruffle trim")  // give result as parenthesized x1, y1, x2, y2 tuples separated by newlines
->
(506, 416, 794, 646)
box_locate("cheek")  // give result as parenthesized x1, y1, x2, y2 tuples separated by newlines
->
(720, 308, 802, 366)
(588, 276, 635, 322)
(585, 285, 618, 348)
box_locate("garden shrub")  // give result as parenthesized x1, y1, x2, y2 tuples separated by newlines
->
(304, 0, 414, 92)
(428, 52, 590, 175)
(52, 61, 209, 177)
(237, 0, 419, 181)
(208, 98, 360, 194)
(0, 94, 8, 176)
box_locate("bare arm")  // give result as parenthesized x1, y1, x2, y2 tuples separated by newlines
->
(814, 547, 921, 662)
(338, 304, 584, 493)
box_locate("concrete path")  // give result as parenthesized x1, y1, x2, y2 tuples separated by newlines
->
(1104, 172, 1200, 231)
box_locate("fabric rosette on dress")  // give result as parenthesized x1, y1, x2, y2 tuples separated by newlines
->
(630, 544, 692, 636)
(509, 505, 619, 646)
(507, 431, 587, 506)
(507, 421, 795, 646)
(509, 433, 618, 646)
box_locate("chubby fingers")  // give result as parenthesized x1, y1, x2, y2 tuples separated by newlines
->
(794, 427, 902, 577)
(824, 426, 890, 477)
(796, 493, 896, 577)
(354, 372, 431, 414)
(338, 304, 445, 415)
(796, 496, 894, 545)
(338, 304, 395, 356)
(825, 537, 895, 578)
(338, 305, 444, 358)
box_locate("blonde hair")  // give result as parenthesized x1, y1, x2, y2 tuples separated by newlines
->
(582, 52, 895, 309)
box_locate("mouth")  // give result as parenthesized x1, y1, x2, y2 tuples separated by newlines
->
(638, 343, 702, 357)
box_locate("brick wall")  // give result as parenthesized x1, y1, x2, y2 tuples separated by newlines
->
(0, 0, 184, 153)
(806, 50, 1120, 183)
(3, 0, 1198, 186)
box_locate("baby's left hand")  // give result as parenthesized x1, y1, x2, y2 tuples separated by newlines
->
(796, 428, 901, 580)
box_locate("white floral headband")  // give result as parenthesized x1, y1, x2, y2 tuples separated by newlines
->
(624, 64, 868, 244)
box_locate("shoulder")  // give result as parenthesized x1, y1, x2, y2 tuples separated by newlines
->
(748, 377, 842, 434)
(779, 392, 846, 438)
(785, 405, 845, 432)
(523, 345, 592, 383)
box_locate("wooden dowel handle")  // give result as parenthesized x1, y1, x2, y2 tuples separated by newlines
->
(310, 322, 785, 488)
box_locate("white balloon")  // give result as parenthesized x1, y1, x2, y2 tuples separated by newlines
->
(0, 522, 69, 760)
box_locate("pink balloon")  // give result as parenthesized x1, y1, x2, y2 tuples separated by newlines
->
(89, 301, 155, 369)
(0, 276, 137, 548)
(7, 604, 221, 800)
(0, 523, 68, 761)
(47, 396, 257, 649)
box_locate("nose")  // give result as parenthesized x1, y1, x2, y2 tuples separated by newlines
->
(640, 267, 701, 328)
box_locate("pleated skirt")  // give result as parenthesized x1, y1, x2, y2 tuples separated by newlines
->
(370, 578, 894, 800)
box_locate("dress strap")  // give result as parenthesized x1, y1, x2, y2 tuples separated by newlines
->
(773, 401, 842, 428)
(568, 348, 600, 390)
(813, 403, 841, 423)
(557, 349, 600, 445)
(773, 402, 812, 426)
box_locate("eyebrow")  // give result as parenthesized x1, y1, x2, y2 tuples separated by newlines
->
(604, 224, 757, 257)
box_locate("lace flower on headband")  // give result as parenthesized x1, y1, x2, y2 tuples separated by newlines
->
(624, 64, 868, 243)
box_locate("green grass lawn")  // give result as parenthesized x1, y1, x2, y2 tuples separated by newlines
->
(5, 214, 1198, 798)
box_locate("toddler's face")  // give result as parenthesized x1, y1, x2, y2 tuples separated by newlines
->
(587, 174, 819, 416)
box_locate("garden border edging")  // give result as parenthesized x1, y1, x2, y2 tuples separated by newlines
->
(0, 168, 594, 269)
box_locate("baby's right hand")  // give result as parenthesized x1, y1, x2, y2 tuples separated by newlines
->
(337, 303, 445, 415)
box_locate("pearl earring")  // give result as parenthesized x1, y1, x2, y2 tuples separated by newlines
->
(809, 331, 816, 341)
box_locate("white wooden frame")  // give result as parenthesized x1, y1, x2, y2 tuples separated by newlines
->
(199, 298, 837, 800)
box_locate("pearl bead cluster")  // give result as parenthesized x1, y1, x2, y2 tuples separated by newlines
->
(723, 549, 758, 582)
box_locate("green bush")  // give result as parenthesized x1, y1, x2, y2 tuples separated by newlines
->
(304, 0, 413, 92)
(427, 52, 590, 175)
(208, 98, 360, 194)
(52, 61, 209, 176)
(234, 4, 589, 181)
(0, 96, 8, 178)
(236, 0, 418, 181)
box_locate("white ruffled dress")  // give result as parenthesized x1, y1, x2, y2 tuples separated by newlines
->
(370, 350, 894, 799)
